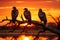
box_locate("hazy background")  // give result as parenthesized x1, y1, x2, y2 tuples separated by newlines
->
(0, 0, 60, 23)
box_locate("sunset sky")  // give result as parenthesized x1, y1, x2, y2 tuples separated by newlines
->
(0, 0, 60, 23)
(0, 0, 60, 40)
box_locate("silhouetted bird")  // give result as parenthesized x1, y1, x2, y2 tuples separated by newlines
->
(24, 8, 31, 25)
(11, 7, 18, 23)
(38, 9, 47, 32)
(38, 9, 47, 25)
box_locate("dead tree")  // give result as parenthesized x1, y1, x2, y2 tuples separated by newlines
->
(34, 23, 60, 40)
(49, 14, 60, 30)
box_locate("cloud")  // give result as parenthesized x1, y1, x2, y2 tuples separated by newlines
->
(0, 7, 12, 9)
(0, 0, 60, 9)
(55, 0, 60, 2)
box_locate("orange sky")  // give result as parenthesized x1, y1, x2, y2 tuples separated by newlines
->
(0, 0, 60, 23)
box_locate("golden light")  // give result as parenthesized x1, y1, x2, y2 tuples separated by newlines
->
(5, 37, 13, 40)
(20, 23, 28, 27)
(24, 37, 29, 40)
(17, 35, 34, 40)
(38, 37, 48, 40)
(0, 35, 58, 40)
(20, 22, 35, 27)
(24, 23, 28, 26)
(27, 24, 35, 27)
(0, 38, 5, 40)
